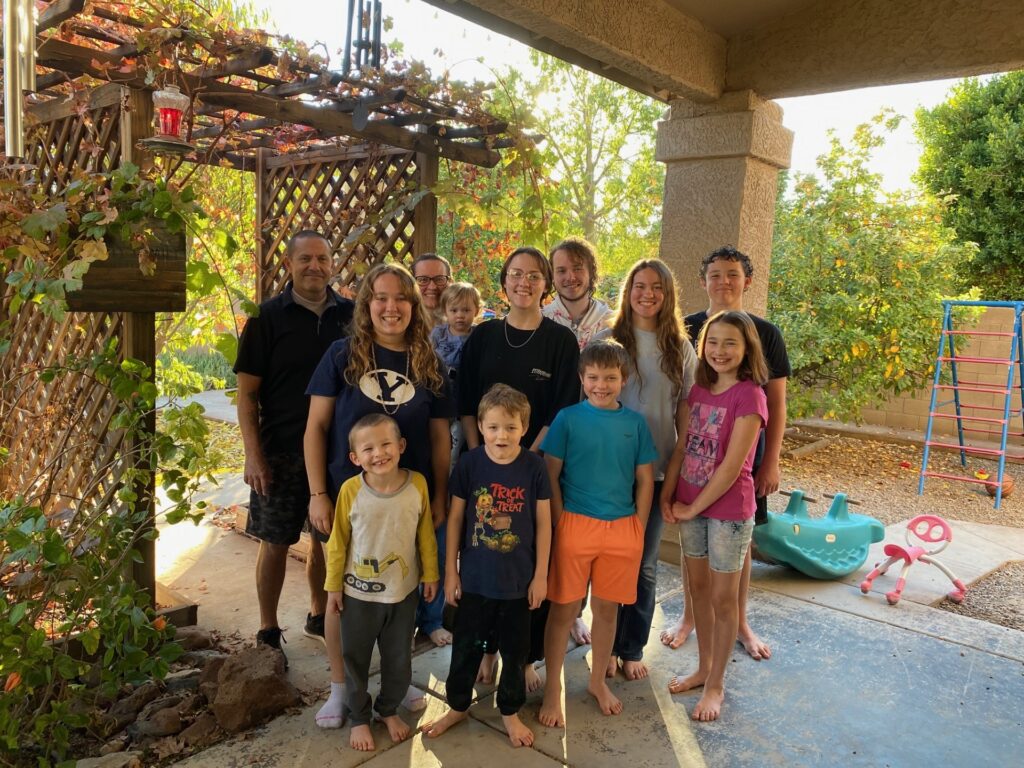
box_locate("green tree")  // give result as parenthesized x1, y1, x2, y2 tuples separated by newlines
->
(769, 113, 977, 419)
(915, 72, 1024, 299)
(436, 53, 664, 299)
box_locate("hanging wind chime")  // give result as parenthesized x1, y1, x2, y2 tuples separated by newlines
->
(3, 0, 37, 160)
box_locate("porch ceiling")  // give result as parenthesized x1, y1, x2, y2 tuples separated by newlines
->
(421, 0, 1024, 101)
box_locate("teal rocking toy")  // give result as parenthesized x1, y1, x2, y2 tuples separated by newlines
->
(752, 490, 885, 579)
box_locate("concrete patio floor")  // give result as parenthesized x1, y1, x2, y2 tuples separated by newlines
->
(157, 472, 1024, 768)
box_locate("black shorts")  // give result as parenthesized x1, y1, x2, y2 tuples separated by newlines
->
(753, 431, 768, 526)
(246, 453, 310, 546)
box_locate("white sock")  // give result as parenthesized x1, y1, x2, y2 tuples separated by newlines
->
(316, 681, 346, 728)
(402, 684, 428, 712)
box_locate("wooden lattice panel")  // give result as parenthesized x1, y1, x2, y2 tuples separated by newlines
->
(0, 102, 125, 511)
(257, 147, 420, 299)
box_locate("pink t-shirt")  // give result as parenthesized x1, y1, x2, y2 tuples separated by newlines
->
(675, 380, 768, 521)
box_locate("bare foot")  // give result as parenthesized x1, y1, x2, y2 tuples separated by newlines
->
(350, 723, 375, 751)
(401, 685, 428, 712)
(587, 680, 623, 716)
(502, 713, 535, 747)
(538, 689, 565, 728)
(660, 616, 694, 649)
(606, 655, 619, 678)
(691, 686, 725, 722)
(668, 670, 707, 694)
(429, 628, 453, 647)
(570, 617, 592, 645)
(738, 625, 771, 660)
(525, 663, 543, 693)
(421, 709, 468, 739)
(622, 660, 649, 680)
(382, 714, 411, 743)
(477, 652, 498, 684)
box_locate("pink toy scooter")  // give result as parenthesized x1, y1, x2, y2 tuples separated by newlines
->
(860, 515, 967, 606)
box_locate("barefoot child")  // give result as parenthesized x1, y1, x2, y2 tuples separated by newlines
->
(422, 384, 552, 747)
(324, 414, 439, 751)
(662, 311, 768, 722)
(538, 341, 657, 726)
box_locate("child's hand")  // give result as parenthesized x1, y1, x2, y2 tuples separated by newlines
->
(326, 591, 343, 615)
(445, 574, 462, 607)
(422, 581, 439, 603)
(528, 575, 547, 609)
(660, 496, 675, 524)
(309, 495, 334, 537)
(672, 501, 698, 522)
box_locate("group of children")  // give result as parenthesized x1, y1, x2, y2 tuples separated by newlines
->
(323, 260, 774, 749)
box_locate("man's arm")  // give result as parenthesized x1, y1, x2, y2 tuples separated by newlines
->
(755, 377, 787, 497)
(544, 454, 565, 525)
(461, 416, 480, 449)
(236, 372, 270, 497)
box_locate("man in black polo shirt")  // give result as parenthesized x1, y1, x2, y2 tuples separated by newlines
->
(234, 230, 353, 663)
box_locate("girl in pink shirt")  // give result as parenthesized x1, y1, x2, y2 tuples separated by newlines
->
(661, 310, 768, 723)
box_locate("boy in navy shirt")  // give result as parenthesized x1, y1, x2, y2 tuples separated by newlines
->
(421, 384, 552, 748)
(539, 341, 657, 727)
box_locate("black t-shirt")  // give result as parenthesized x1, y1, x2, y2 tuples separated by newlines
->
(684, 310, 792, 380)
(233, 284, 353, 455)
(449, 447, 552, 600)
(457, 318, 581, 449)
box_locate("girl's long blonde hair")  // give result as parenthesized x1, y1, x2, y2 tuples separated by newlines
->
(343, 262, 445, 394)
(610, 259, 689, 398)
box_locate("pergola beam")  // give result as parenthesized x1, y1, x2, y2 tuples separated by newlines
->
(198, 88, 500, 166)
(37, 0, 85, 33)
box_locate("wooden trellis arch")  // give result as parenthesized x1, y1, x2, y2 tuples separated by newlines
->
(2, 0, 514, 607)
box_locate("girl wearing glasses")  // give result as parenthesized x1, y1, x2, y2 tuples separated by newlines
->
(457, 246, 580, 690)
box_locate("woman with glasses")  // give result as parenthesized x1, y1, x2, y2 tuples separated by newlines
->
(411, 253, 452, 328)
(457, 246, 580, 690)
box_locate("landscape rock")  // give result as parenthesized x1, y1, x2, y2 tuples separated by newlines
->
(104, 682, 160, 734)
(172, 626, 214, 651)
(134, 703, 183, 737)
(163, 668, 201, 693)
(75, 752, 142, 768)
(178, 712, 221, 748)
(197, 653, 229, 702)
(180, 649, 229, 669)
(210, 646, 300, 732)
(98, 736, 127, 755)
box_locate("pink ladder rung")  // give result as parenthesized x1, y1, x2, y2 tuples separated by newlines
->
(922, 471, 1009, 487)
(934, 384, 1013, 396)
(929, 412, 1007, 425)
(937, 355, 1013, 365)
(925, 440, 1005, 457)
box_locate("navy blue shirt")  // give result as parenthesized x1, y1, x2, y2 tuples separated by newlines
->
(234, 284, 353, 455)
(305, 339, 454, 497)
(450, 447, 551, 600)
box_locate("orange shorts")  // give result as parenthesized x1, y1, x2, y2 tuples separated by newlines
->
(548, 511, 644, 605)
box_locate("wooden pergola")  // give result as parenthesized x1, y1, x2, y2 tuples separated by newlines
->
(1, 0, 519, 617)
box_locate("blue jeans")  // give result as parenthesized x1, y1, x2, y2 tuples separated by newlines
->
(612, 480, 664, 662)
(416, 523, 447, 635)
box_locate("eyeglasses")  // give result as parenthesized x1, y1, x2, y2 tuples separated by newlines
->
(506, 269, 546, 284)
(415, 275, 450, 287)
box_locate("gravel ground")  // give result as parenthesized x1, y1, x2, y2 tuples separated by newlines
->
(777, 430, 1024, 528)
(938, 560, 1024, 631)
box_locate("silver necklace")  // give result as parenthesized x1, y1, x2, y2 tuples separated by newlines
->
(504, 318, 540, 349)
(370, 343, 410, 415)
(569, 297, 593, 332)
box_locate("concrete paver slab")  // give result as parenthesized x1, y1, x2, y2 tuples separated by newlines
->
(656, 592, 1024, 768)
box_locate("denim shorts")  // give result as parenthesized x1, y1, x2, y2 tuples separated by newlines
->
(679, 516, 754, 573)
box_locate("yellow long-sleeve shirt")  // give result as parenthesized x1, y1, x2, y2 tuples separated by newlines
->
(324, 470, 439, 603)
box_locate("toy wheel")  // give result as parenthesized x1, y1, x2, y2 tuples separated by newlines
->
(947, 590, 966, 604)
(885, 590, 901, 605)
(860, 580, 871, 594)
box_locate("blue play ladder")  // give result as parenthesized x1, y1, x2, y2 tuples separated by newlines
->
(918, 300, 1024, 509)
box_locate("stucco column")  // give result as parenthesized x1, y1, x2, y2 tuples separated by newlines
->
(657, 90, 793, 316)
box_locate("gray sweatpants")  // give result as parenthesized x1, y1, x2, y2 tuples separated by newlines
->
(341, 588, 419, 725)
